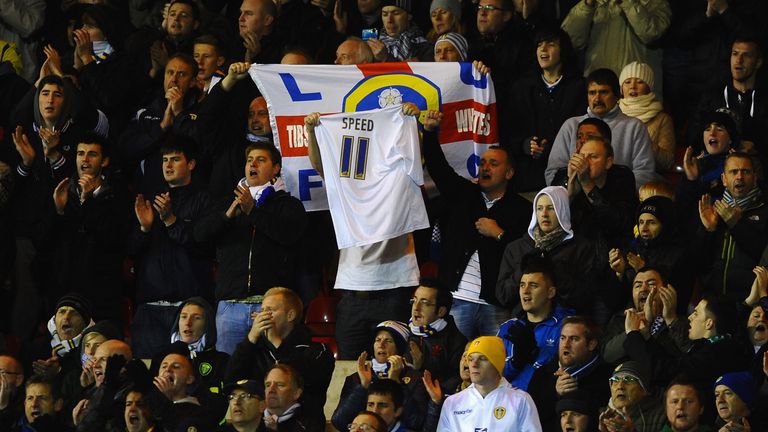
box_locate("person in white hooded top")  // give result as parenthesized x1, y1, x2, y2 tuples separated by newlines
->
(495, 186, 599, 315)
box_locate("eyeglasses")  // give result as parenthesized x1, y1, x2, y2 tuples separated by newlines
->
(409, 298, 436, 308)
(609, 375, 640, 385)
(477, 4, 508, 12)
(0, 370, 22, 376)
(348, 424, 379, 432)
(228, 393, 259, 401)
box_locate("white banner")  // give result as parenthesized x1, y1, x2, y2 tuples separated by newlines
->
(250, 62, 499, 211)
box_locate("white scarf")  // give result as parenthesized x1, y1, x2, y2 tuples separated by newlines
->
(264, 402, 300, 424)
(619, 93, 663, 123)
(409, 318, 448, 337)
(237, 176, 287, 200)
(246, 133, 272, 143)
(372, 358, 391, 378)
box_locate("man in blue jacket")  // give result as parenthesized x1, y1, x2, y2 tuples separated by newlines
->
(497, 253, 573, 390)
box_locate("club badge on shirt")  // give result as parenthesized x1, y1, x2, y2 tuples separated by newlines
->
(493, 406, 506, 420)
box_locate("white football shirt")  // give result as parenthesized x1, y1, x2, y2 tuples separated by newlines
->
(437, 378, 542, 432)
(314, 105, 429, 248)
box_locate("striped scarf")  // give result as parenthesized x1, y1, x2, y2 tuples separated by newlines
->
(379, 26, 427, 60)
(409, 318, 447, 337)
(722, 187, 763, 212)
(47, 317, 84, 357)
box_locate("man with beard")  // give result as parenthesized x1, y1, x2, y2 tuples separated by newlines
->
(528, 316, 613, 432)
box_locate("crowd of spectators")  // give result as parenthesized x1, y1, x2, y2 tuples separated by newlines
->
(1, 0, 768, 431)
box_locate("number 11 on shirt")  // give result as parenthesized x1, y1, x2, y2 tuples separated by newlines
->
(339, 135, 370, 180)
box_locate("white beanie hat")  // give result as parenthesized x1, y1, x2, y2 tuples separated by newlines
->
(619, 61, 654, 91)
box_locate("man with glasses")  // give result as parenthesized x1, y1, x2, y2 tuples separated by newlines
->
(470, 0, 536, 140)
(348, 411, 388, 432)
(0, 355, 24, 426)
(407, 279, 467, 383)
(599, 361, 665, 432)
(218, 379, 264, 432)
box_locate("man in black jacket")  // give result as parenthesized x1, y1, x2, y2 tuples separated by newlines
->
(149, 351, 218, 431)
(528, 316, 613, 432)
(468, 0, 535, 143)
(194, 142, 308, 355)
(624, 294, 750, 391)
(262, 364, 324, 432)
(128, 134, 215, 359)
(225, 287, 333, 420)
(51, 134, 130, 323)
(119, 53, 201, 198)
(407, 279, 467, 384)
(9, 57, 109, 342)
(697, 152, 768, 303)
(422, 110, 531, 340)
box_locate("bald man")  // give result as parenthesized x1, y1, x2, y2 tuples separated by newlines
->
(335, 38, 374, 65)
(72, 339, 134, 428)
(90, 340, 132, 388)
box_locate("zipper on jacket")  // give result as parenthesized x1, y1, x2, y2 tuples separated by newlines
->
(247, 226, 256, 294)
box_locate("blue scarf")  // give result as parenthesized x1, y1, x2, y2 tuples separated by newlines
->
(722, 187, 763, 212)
